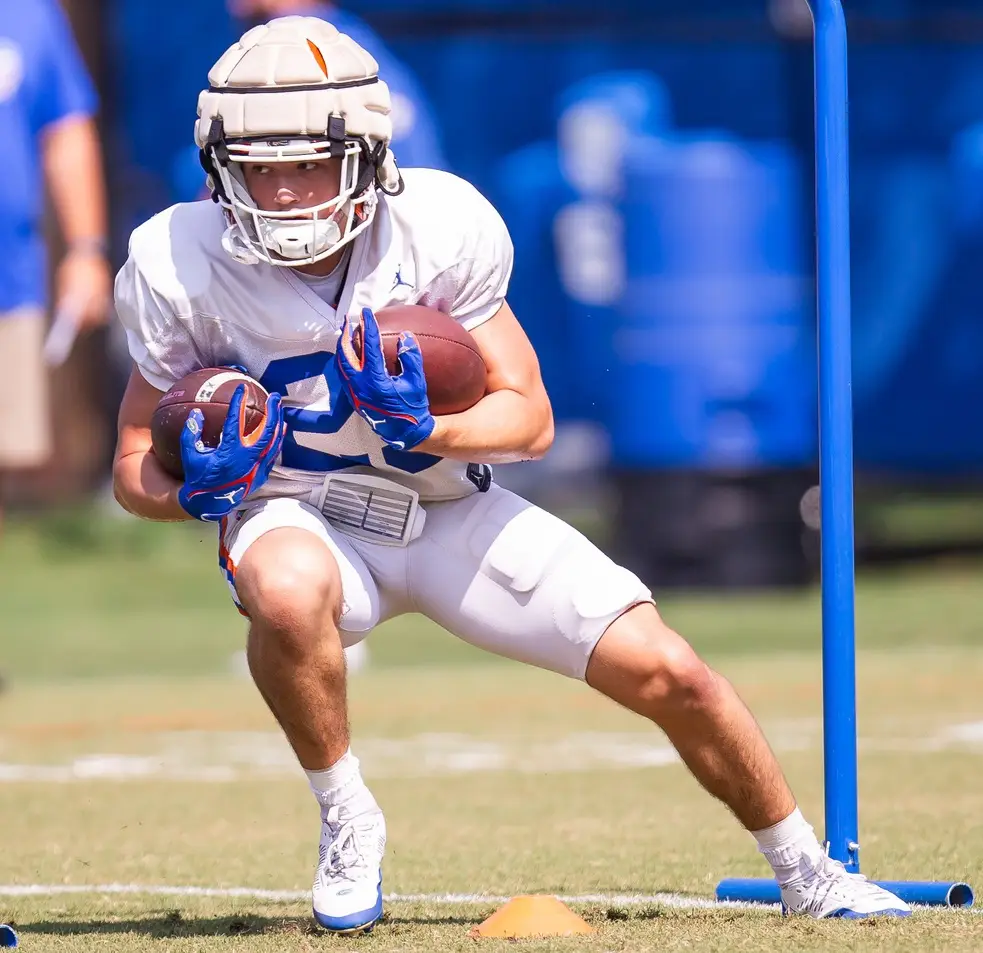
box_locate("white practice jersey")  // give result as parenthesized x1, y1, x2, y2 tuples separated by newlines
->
(115, 169, 514, 501)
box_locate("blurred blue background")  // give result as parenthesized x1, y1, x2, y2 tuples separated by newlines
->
(106, 0, 983, 482)
(29, 0, 983, 586)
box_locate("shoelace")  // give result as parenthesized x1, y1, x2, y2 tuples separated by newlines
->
(319, 806, 375, 884)
(793, 854, 885, 911)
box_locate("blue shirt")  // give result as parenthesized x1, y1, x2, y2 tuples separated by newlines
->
(0, 0, 97, 312)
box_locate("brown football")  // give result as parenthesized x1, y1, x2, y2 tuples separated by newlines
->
(369, 305, 487, 415)
(150, 368, 269, 480)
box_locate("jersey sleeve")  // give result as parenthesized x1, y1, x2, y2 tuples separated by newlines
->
(114, 245, 204, 392)
(443, 185, 514, 331)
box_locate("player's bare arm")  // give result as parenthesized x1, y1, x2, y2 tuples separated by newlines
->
(112, 367, 191, 522)
(413, 301, 554, 464)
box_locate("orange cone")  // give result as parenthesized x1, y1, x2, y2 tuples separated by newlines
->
(468, 895, 594, 939)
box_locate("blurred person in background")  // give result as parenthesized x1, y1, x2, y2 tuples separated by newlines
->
(0, 0, 110, 532)
(229, 0, 447, 171)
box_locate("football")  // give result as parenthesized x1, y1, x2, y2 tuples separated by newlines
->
(370, 305, 487, 415)
(150, 368, 269, 480)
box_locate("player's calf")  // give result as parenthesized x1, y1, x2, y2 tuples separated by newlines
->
(588, 603, 797, 832)
(235, 526, 350, 770)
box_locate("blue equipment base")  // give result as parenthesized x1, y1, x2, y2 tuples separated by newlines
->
(715, 878, 974, 908)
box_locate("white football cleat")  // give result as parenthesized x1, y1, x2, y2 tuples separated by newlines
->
(781, 854, 911, 919)
(312, 803, 386, 934)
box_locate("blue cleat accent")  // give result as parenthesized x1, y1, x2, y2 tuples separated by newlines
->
(828, 907, 911, 920)
(313, 882, 383, 934)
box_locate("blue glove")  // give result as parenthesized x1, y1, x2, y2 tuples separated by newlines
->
(335, 307, 435, 451)
(177, 385, 285, 522)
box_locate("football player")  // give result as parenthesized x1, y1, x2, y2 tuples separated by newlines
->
(112, 16, 910, 934)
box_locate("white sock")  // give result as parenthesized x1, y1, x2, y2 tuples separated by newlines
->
(752, 808, 826, 887)
(305, 749, 376, 814)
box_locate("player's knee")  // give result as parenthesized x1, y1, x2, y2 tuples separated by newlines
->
(592, 607, 720, 715)
(635, 636, 719, 715)
(237, 532, 343, 637)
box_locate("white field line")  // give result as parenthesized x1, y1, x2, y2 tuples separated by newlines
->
(2, 719, 983, 783)
(2, 883, 977, 914)
(0, 730, 684, 783)
(0, 882, 771, 911)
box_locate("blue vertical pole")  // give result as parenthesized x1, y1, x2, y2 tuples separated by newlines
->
(717, 0, 975, 904)
(812, 0, 859, 871)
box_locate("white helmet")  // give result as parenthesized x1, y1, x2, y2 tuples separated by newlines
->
(195, 16, 403, 267)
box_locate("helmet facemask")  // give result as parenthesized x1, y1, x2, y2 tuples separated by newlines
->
(205, 120, 381, 268)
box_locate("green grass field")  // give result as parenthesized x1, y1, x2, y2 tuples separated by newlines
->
(1, 510, 982, 952)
